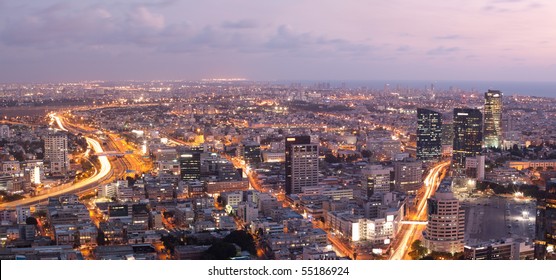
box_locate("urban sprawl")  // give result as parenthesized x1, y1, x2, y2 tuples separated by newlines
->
(0, 81, 555, 260)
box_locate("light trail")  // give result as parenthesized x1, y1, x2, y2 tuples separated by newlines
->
(0, 115, 113, 210)
(390, 161, 450, 260)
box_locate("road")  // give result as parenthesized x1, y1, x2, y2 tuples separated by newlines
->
(0, 115, 113, 209)
(389, 161, 450, 260)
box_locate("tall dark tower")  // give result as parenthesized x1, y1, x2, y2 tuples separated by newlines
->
(452, 108, 483, 170)
(417, 108, 442, 161)
(484, 90, 503, 149)
(178, 146, 203, 181)
(285, 135, 319, 195)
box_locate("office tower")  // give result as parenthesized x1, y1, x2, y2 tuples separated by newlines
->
(285, 135, 319, 195)
(484, 90, 503, 148)
(178, 147, 203, 181)
(393, 158, 423, 194)
(416, 108, 442, 161)
(534, 181, 556, 259)
(452, 108, 483, 170)
(441, 122, 454, 146)
(361, 165, 393, 198)
(424, 180, 465, 254)
(44, 133, 70, 175)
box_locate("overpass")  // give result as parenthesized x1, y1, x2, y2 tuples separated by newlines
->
(94, 151, 130, 156)
(399, 220, 428, 225)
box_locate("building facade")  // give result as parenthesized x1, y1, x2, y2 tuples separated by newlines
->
(416, 108, 442, 161)
(452, 108, 483, 170)
(424, 181, 465, 254)
(393, 158, 423, 194)
(44, 133, 70, 175)
(285, 136, 319, 195)
(483, 90, 503, 149)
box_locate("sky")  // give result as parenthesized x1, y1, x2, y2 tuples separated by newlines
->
(0, 0, 555, 83)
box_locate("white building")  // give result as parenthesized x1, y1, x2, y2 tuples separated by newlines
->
(326, 211, 397, 245)
(237, 202, 259, 223)
(465, 155, 485, 180)
(221, 191, 243, 210)
(44, 133, 70, 175)
(424, 182, 465, 254)
(24, 160, 45, 185)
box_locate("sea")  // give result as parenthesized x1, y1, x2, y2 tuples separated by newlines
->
(282, 80, 556, 99)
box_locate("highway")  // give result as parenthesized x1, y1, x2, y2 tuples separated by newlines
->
(0, 115, 113, 209)
(389, 161, 450, 260)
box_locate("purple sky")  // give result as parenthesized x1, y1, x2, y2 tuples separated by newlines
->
(0, 0, 555, 82)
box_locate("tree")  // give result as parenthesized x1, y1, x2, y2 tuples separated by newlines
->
(361, 149, 373, 158)
(203, 241, 238, 260)
(223, 230, 257, 255)
(96, 230, 106, 246)
(126, 176, 136, 187)
(409, 240, 428, 260)
(25, 217, 38, 225)
(73, 231, 81, 249)
(324, 153, 341, 163)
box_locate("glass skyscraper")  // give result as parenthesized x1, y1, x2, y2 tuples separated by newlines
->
(452, 108, 483, 170)
(484, 90, 503, 149)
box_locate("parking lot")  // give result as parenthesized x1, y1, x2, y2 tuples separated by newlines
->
(464, 196, 535, 245)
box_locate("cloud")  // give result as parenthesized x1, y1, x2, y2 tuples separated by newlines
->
(427, 46, 460, 55)
(483, 0, 543, 12)
(129, 6, 165, 30)
(263, 25, 373, 56)
(434, 34, 461, 40)
(221, 19, 258, 29)
(396, 45, 411, 52)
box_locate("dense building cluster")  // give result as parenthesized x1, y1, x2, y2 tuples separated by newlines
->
(1, 81, 555, 260)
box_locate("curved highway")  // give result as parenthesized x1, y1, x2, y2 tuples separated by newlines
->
(0, 114, 113, 210)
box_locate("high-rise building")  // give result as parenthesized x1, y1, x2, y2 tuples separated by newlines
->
(534, 181, 556, 259)
(44, 133, 70, 175)
(285, 136, 319, 195)
(424, 180, 465, 254)
(484, 90, 503, 149)
(393, 158, 423, 194)
(416, 108, 442, 161)
(441, 122, 454, 146)
(178, 147, 203, 181)
(452, 108, 483, 170)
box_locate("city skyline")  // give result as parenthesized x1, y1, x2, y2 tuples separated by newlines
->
(1, 1, 555, 82)
(1, 0, 556, 265)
